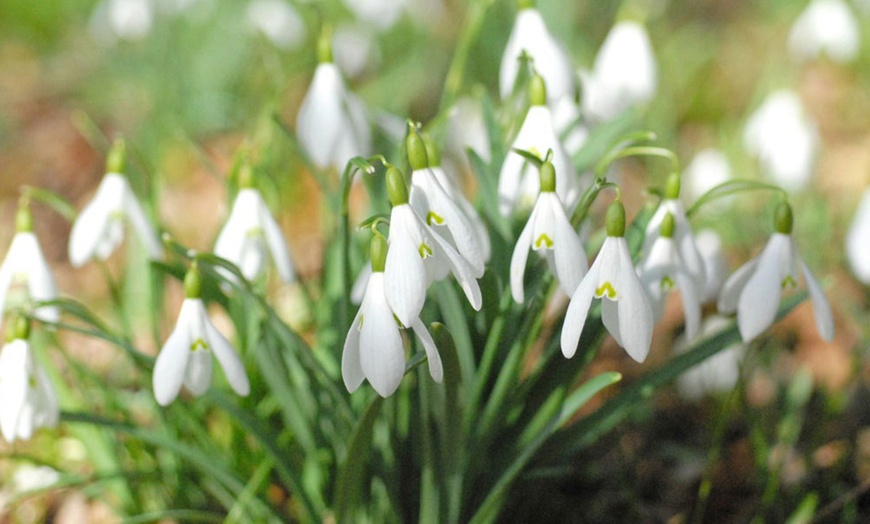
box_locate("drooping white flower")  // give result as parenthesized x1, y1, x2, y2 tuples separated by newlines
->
(407, 127, 488, 277)
(499, 6, 575, 104)
(743, 90, 818, 192)
(695, 229, 729, 304)
(581, 20, 657, 123)
(718, 202, 834, 343)
(675, 315, 745, 401)
(788, 0, 860, 64)
(0, 205, 59, 323)
(342, 236, 441, 397)
(562, 201, 654, 363)
(153, 265, 250, 405)
(89, 0, 155, 44)
(214, 176, 295, 284)
(333, 23, 380, 79)
(245, 0, 306, 50)
(846, 189, 870, 283)
(342, 0, 406, 31)
(551, 94, 590, 157)
(499, 75, 579, 216)
(445, 96, 491, 168)
(0, 333, 59, 443)
(296, 38, 371, 173)
(383, 166, 482, 327)
(511, 159, 587, 303)
(637, 212, 701, 341)
(682, 148, 732, 206)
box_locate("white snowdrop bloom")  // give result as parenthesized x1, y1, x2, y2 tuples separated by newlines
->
(427, 164, 491, 264)
(682, 148, 732, 206)
(407, 127, 487, 277)
(0, 206, 58, 323)
(511, 160, 587, 303)
(581, 20, 657, 123)
(718, 202, 834, 343)
(846, 189, 870, 283)
(153, 265, 250, 406)
(342, 236, 442, 397)
(296, 40, 371, 173)
(637, 213, 701, 341)
(12, 464, 60, 494)
(552, 94, 590, 157)
(499, 75, 579, 216)
(0, 331, 59, 443)
(446, 96, 491, 167)
(342, 0, 406, 31)
(499, 7, 575, 104)
(214, 175, 295, 284)
(383, 167, 482, 327)
(562, 201, 654, 363)
(743, 90, 818, 192)
(90, 0, 154, 44)
(246, 0, 306, 50)
(788, 0, 860, 64)
(695, 229, 728, 304)
(676, 315, 745, 401)
(333, 24, 379, 79)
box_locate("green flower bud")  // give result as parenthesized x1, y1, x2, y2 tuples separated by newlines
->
(15, 200, 33, 233)
(317, 27, 333, 64)
(606, 200, 626, 237)
(660, 212, 675, 239)
(530, 73, 547, 107)
(6, 314, 30, 342)
(774, 201, 793, 234)
(184, 262, 203, 299)
(238, 163, 255, 189)
(106, 138, 127, 173)
(422, 133, 441, 167)
(406, 124, 429, 171)
(370, 234, 388, 273)
(540, 160, 556, 193)
(386, 166, 409, 206)
(664, 171, 681, 199)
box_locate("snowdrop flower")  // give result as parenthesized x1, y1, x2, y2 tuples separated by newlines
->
(637, 212, 701, 341)
(846, 189, 870, 283)
(68, 140, 162, 267)
(245, 0, 306, 50)
(718, 202, 834, 343)
(342, 235, 442, 397)
(383, 166, 482, 327)
(214, 166, 295, 284)
(342, 0, 406, 31)
(581, 20, 657, 124)
(643, 173, 706, 289)
(676, 315, 745, 400)
(499, 74, 579, 216)
(153, 263, 250, 405)
(446, 96, 491, 168)
(743, 90, 818, 192)
(333, 23, 380, 79)
(500, 3, 575, 104)
(407, 126, 488, 277)
(788, 0, 860, 64)
(511, 158, 587, 303)
(296, 33, 372, 173)
(89, 0, 154, 44)
(695, 229, 729, 304)
(0, 203, 59, 323)
(682, 148, 732, 206)
(0, 318, 59, 443)
(562, 200, 654, 363)
(552, 94, 590, 157)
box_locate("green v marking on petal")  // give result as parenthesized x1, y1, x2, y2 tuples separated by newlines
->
(534, 234, 554, 249)
(426, 211, 445, 225)
(781, 275, 797, 289)
(418, 243, 433, 259)
(660, 276, 674, 292)
(191, 338, 208, 351)
(596, 282, 617, 299)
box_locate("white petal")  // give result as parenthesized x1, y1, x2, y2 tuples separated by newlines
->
(183, 349, 213, 397)
(34, 367, 58, 429)
(153, 320, 192, 406)
(0, 340, 30, 442)
(204, 317, 250, 397)
(510, 204, 538, 304)
(561, 260, 600, 358)
(800, 259, 834, 342)
(350, 264, 372, 305)
(614, 239, 653, 362)
(717, 258, 759, 314)
(548, 194, 587, 296)
(122, 179, 162, 260)
(427, 228, 482, 310)
(214, 190, 257, 279)
(411, 319, 442, 383)
(359, 275, 405, 397)
(18, 234, 59, 323)
(676, 271, 702, 342)
(257, 194, 296, 283)
(297, 63, 345, 169)
(385, 218, 428, 327)
(69, 176, 120, 267)
(341, 310, 365, 392)
(736, 240, 783, 342)
(601, 298, 622, 346)
(846, 189, 870, 284)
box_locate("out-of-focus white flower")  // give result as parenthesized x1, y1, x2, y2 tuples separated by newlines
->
(511, 159, 587, 303)
(296, 38, 372, 173)
(0, 331, 58, 443)
(90, 0, 155, 43)
(333, 24, 379, 78)
(383, 166, 482, 327)
(788, 0, 860, 64)
(637, 212, 701, 341)
(153, 265, 250, 406)
(499, 7, 575, 104)
(0, 204, 58, 323)
(676, 315, 745, 401)
(562, 201, 654, 363)
(12, 464, 60, 494)
(214, 174, 295, 284)
(499, 75, 579, 216)
(342, 236, 441, 397)
(581, 20, 657, 123)
(695, 229, 728, 304)
(342, 0, 406, 31)
(718, 202, 834, 343)
(682, 148, 732, 206)
(743, 90, 818, 192)
(551, 95, 590, 157)
(846, 189, 870, 283)
(245, 0, 306, 50)
(446, 96, 491, 167)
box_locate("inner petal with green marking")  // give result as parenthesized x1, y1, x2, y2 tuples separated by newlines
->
(418, 242, 433, 259)
(660, 276, 674, 292)
(534, 234, 554, 250)
(426, 211, 444, 225)
(190, 338, 208, 351)
(595, 282, 617, 299)
(781, 274, 797, 289)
